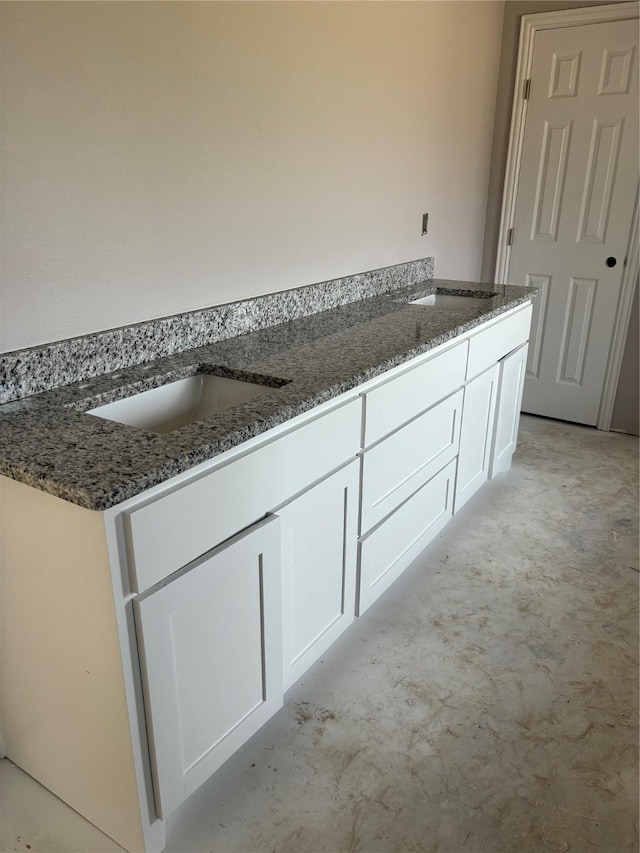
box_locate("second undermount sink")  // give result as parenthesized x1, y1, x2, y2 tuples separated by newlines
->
(87, 372, 287, 434)
(410, 293, 492, 308)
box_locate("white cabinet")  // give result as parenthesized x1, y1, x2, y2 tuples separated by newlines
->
(134, 515, 283, 818)
(117, 399, 360, 831)
(490, 343, 529, 477)
(455, 309, 533, 512)
(0, 299, 535, 853)
(357, 344, 466, 616)
(128, 400, 361, 819)
(278, 462, 359, 691)
(454, 363, 500, 513)
(354, 305, 533, 614)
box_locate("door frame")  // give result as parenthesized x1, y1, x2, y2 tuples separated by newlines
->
(495, 2, 640, 429)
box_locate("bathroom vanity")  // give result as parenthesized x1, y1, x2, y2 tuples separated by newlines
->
(0, 272, 534, 852)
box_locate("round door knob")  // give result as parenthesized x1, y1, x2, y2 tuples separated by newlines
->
(606, 256, 617, 268)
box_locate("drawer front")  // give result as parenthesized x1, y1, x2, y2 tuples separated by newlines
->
(360, 389, 463, 534)
(357, 458, 456, 615)
(363, 341, 467, 447)
(466, 304, 533, 380)
(124, 398, 361, 593)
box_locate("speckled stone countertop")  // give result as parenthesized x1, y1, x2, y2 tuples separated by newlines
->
(0, 278, 534, 510)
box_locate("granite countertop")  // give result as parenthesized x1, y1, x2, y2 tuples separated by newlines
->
(0, 279, 534, 510)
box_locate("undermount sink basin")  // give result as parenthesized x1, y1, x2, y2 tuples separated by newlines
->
(410, 293, 491, 308)
(87, 373, 284, 434)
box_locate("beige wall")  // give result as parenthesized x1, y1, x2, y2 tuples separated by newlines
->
(0, 1, 504, 352)
(481, 0, 638, 435)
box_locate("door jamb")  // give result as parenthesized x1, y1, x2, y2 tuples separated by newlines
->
(495, 1, 640, 430)
(598, 182, 639, 430)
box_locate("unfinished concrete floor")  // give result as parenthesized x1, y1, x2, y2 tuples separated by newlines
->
(1, 415, 638, 853)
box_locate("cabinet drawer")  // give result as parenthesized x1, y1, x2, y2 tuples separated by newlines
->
(466, 304, 532, 380)
(363, 342, 467, 447)
(124, 398, 361, 593)
(360, 389, 462, 534)
(357, 458, 456, 615)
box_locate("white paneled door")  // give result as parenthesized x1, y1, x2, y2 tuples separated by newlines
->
(508, 18, 639, 425)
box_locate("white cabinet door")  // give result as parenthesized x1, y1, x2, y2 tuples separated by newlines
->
(454, 363, 500, 513)
(278, 462, 359, 691)
(490, 343, 529, 478)
(134, 515, 282, 819)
